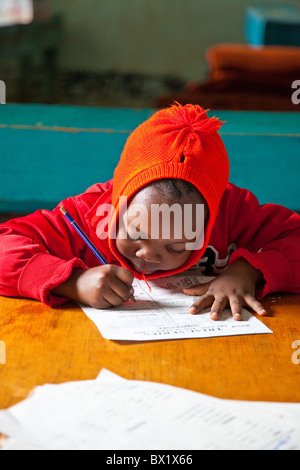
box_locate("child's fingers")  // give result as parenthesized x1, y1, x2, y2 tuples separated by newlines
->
(114, 265, 135, 286)
(101, 289, 124, 308)
(229, 294, 243, 321)
(188, 294, 213, 314)
(105, 265, 135, 304)
(102, 285, 132, 306)
(183, 281, 212, 297)
(110, 277, 135, 304)
(99, 274, 134, 306)
(243, 293, 267, 316)
(209, 297, 228, 320)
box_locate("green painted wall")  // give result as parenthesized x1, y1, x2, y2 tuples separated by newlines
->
(48, 0, 296, 81)
(0, 104, 299, 212)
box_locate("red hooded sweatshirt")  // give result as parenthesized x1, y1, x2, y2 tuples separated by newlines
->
(0, 180, 299, 307)
(0, 104, 299, 306)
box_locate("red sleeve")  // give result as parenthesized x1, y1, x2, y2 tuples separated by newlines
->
(227, 185, 300, 298)
(0, 197, 90, 306)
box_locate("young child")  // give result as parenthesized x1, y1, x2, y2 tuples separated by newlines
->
(0, 103, 299, 321)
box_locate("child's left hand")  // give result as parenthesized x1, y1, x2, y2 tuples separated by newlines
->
(183, 258, 267, 321)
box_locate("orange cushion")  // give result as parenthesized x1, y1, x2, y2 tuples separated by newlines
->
(206, 43, 300, 78)
(200, 43, 300, 94)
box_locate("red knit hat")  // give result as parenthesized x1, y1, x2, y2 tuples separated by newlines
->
(108, 103, 230, 279)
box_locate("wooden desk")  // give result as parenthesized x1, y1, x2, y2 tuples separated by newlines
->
(0, 292, 300, 411)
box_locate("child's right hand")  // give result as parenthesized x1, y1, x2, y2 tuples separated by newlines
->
(52, 265, 135, 309)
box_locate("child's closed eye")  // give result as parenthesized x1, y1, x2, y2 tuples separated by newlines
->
(167, 247, 186, 254)
(126, 230, 186, 254)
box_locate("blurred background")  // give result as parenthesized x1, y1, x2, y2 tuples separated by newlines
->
(0, 0, 299, 110)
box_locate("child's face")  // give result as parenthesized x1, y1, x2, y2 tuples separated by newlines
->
(116, 186, 209, 275)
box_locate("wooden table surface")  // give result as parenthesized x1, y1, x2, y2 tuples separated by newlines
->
(0, 292, 300, 411)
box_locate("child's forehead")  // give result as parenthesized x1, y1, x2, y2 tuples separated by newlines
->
(129, 185, 166, 204)
(128, 184, 206, 206)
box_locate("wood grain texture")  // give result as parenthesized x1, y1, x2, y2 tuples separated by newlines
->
(0, 292, 300, 411)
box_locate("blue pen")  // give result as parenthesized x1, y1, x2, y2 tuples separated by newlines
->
(60, 206, 135, 302)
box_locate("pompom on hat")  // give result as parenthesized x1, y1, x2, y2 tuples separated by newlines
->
(109, 102, 230, 278)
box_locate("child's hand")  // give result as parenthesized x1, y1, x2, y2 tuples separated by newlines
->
(52, 265, 135, 309)
(183, 259, 267, 321)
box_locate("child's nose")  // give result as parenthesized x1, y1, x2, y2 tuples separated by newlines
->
(135, 244, 161, 263)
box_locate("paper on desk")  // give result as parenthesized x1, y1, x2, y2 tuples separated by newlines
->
(80, 275, 272, 341)
(0, 369, 299, 450)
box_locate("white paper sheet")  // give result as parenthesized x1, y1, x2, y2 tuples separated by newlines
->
(0, 369, 299, 450)
(80, 275, 272, 341)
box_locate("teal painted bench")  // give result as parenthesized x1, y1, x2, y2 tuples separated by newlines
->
(0, 104, 299, 212)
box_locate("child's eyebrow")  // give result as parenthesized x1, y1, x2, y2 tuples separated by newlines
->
(127, 225, 195, 243)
